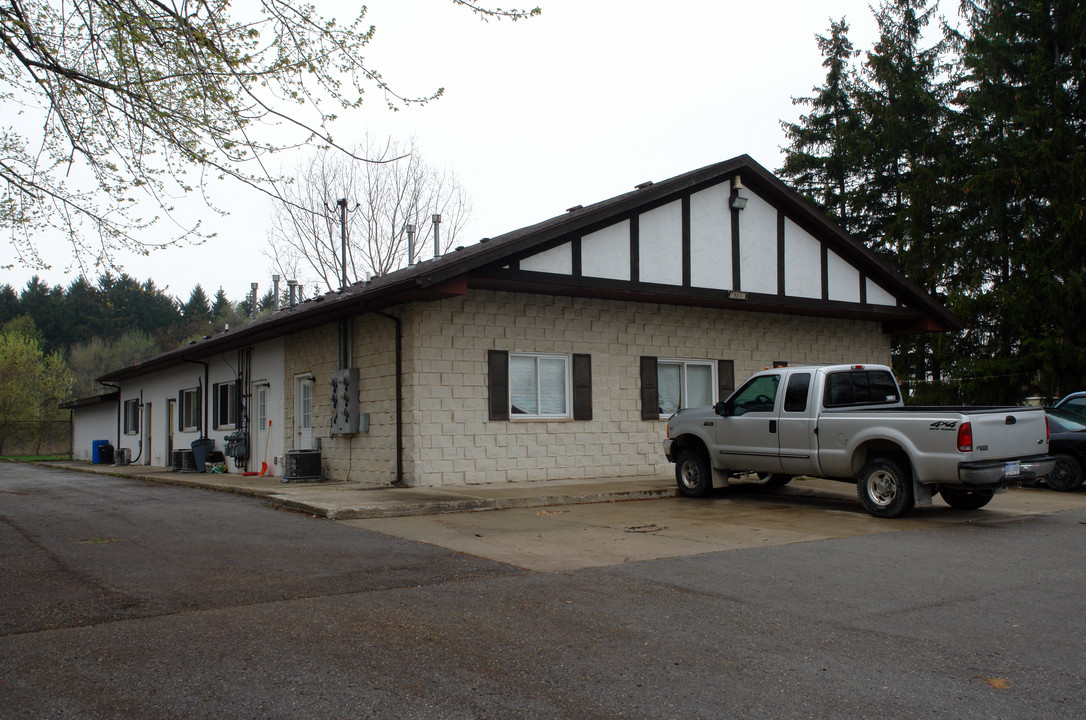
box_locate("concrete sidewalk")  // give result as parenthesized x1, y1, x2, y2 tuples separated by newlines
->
(38, 461, 677, 520)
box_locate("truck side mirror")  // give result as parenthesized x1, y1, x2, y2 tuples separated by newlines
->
(714, 401, 729, 417)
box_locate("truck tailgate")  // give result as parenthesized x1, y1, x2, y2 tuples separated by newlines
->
(967, 408, 1048, 460)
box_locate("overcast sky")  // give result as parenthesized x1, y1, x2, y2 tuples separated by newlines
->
(4, 0, 901, 302)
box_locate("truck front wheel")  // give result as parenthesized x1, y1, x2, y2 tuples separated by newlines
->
(857, 457, 915, 518)
(939, 487, 995, 510)
(676, 448, 712, 498)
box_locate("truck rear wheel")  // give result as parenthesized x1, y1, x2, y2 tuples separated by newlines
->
(675, 448, 712, 498)
(939, 487, 995, 510)
(857, 457, 915, 518)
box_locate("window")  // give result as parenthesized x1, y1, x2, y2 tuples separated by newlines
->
(179, 388, 201, 432)
(728, 374, 781, 416)
(123, 399, 140, 435)
(510, 353, 569, 418)
(784, 373, 812, 413)
(488, 351, 591, 421)
(256, 384, 268, 430)
(213, 381, 238, 430)
(640, 357, 733, 420)
(298, 379, 312, 430)
(824, 369, 899, 408)
(656, 360, 715, 416)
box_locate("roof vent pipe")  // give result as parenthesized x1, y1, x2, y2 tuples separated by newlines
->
(272, 275, 281, 311)
(250, 283, 258, 321)
(287, 279, 298, 309)
(406, 223, 416, 266)
(432, 214, 441, 259)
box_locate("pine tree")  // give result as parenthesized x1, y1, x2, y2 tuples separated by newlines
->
(182, 285, 213, 324)
(852, 0, 960, 397)
(211, 288, 231, 321)
(779, 18, 863, 232)
(953, 0, 1086, 401)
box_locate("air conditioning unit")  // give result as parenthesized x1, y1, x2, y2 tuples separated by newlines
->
(115, 447, 132, 466)
(283, 450, 322, 483)
(172, 449, 197, 472)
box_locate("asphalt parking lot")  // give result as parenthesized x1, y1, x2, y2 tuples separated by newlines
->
(348, 477, 1086, 571)
(4, 464, 1086, 718)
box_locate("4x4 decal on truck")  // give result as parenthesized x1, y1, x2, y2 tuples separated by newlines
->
(930, 420, 959, 430)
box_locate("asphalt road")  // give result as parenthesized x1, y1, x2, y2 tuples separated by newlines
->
(2, 462, 1084, 719)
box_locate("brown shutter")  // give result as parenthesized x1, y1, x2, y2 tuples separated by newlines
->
(572, 354, 592, 421)
(641, 356, 659, 420)
(488, 350, 509, 421)
(718, 359, 735, 401)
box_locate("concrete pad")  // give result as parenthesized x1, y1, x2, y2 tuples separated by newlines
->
(346, 480, 1086, 572)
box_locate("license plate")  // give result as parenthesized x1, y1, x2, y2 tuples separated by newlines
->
(1004, 460, 1021, 477)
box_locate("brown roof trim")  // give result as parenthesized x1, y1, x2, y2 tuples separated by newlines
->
(97, 155, 961, 382)
(60, 391, 119, 410)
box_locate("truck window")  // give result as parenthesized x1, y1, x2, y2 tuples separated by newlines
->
(784, 373, 811, 413)
(729, 374, 780, 416)
(825, 370, 899, 407)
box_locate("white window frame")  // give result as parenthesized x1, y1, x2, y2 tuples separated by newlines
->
(213, 381, 237, 430)
(509, 353, 572, 420)
(123, 399, 140, 435)
(657, 359, 717, 417)
(180, 388, 200, 433)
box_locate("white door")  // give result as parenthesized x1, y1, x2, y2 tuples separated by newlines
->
(254, 384, 270, 470)
(295, 377, 314, 450)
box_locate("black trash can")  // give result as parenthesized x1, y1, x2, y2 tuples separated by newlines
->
(190, 438, 215, 472)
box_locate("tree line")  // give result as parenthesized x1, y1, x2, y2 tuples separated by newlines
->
(0, 275, 270, 404)
(779, 0, 1084, 404)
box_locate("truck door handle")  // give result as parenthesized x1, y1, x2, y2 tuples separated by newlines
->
(769, 420, 777, 433)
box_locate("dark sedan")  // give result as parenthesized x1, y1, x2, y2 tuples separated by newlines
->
(1045, 408, 1086, 491)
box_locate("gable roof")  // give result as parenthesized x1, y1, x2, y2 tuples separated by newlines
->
(100, 155, 960, 382)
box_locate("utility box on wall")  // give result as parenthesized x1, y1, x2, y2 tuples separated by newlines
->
(329, 368, 361, 435)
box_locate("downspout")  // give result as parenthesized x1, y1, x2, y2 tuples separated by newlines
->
(100, 381, 122, 448)
(185, 359, 210, 439)
(372, 310, 404, 486)
(131, 390, 144, 463)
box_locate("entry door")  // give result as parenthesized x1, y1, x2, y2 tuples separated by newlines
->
(143, 402, 153, 465)
(716, 373, 784, 474)
(295, 377, 314, 450)
(254, 384, 269, 469)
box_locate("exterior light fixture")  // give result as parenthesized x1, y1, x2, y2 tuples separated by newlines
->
(730, 174, 749, 210)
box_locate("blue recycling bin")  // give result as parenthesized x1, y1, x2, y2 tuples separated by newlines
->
(92, 440, 113, 464)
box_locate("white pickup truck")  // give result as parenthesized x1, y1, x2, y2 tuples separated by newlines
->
(663, 364, 1054, 518)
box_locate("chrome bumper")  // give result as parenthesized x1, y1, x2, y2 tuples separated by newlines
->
(958, 455, 1056, 486)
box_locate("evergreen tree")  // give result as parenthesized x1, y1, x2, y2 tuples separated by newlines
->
(211, 288, 231, 321)
(852, 0, 960, 396)
(0, 284, 19, 326)
(952, 0, 1086, 401)
(779, 18, 864, 232)
(18, 277, 67, 354)
(182, 285, 213, 324)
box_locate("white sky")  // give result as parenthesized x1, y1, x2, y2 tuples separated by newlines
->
(2, 0, 893, 302)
